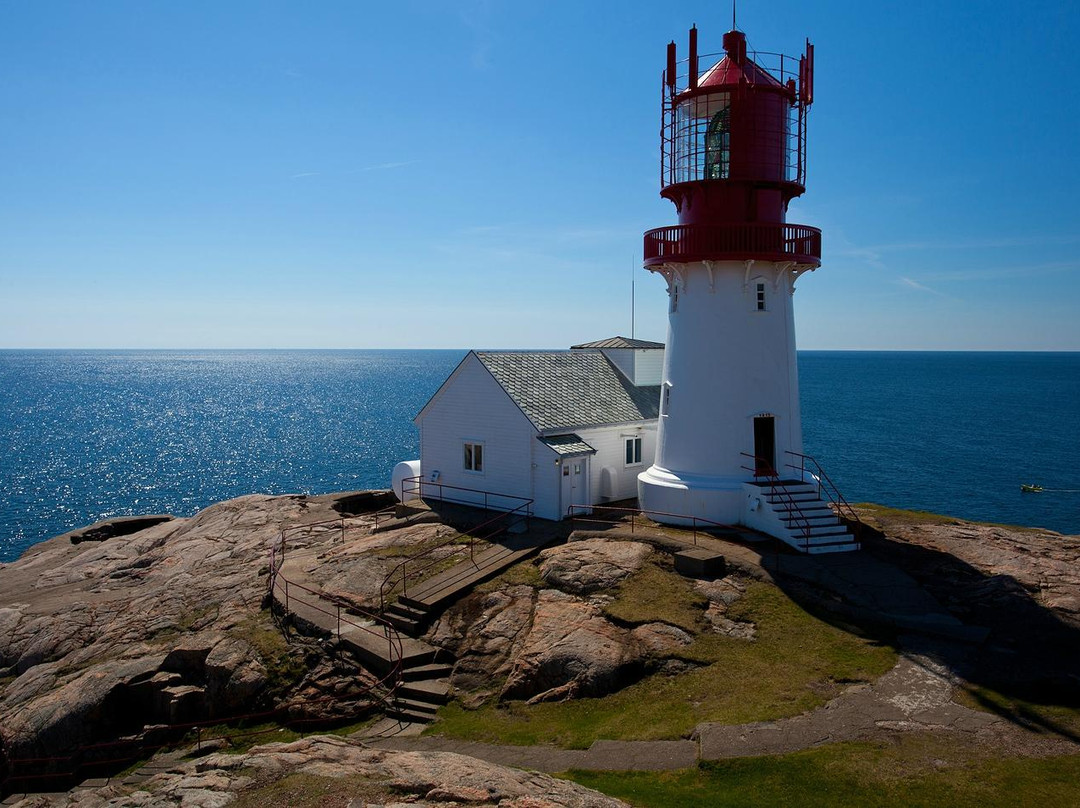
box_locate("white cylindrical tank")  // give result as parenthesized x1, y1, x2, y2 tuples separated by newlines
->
(391, 459, 422, 502)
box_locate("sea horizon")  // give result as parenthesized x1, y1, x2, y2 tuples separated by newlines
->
(2, 348, 1078, 562)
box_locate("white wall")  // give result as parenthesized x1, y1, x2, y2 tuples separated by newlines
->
(417, 353, 546, 517)
(599, 348, 665, 386)
(640, 259, 806, 523)
(631, 349, 665, 386)
(576, 422, 658, 505)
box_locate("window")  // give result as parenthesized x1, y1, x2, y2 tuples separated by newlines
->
(756, 282, 766, 311)
(661, 383, 672, 416)
(706, 107, 731, 180)
(670, 282, 679, 313)
(463, 441, 483, 472)
(625, 436, 642, 466)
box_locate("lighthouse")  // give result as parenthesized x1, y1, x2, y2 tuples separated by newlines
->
(637, 24, 859, 553)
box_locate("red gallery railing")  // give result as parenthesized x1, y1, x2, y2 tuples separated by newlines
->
(643, 222, 821, 267)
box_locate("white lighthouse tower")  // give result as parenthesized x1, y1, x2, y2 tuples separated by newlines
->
(637, 24, 859, 553)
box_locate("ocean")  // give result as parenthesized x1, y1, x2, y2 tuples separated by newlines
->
(1, 349, 1077, 562)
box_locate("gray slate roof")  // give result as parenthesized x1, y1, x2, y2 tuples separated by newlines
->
(538, 434, 596, 456)
(570, 336, 665, 350)
(476, 351, 661, 431)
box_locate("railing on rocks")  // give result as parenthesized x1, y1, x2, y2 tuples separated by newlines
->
(567, 503, 738, 545)
(269, 528, 405, 692)
(378, 477, 534, 611)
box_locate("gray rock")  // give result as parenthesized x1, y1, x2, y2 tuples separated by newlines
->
(539, 539, 652, 595)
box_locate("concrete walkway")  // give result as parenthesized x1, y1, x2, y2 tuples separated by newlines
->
(364, 646, 1004, 772)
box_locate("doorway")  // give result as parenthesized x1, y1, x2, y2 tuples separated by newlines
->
(753, 416, 776, 476)
(561, 457, 589, 516)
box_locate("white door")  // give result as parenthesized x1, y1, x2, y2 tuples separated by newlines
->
(561, 457, 590, 517)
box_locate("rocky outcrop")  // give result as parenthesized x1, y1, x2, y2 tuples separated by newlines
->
(538, 539, 652, 595)
(0, 493, 384, 766)
(430, 541, 748, 704)
(501, 590, 645, 702)
(5, 735, 627, 807)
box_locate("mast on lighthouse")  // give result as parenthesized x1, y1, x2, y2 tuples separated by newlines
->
(638, 25, 857, 553)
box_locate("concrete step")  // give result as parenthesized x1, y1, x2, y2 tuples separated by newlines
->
(386, 702, 439, 723)
(806, 540, 862, 554)
(401, 662, 453, 681)
(386, 602, 429, 621)
(780, 513, 840, 525)
(383, 612, 423, 635)
(398, 678, 450, 705)
(336, 623, 441, 672)
(764, 491, 821, 503)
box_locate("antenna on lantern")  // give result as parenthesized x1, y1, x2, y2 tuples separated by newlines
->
(732, 0, 737, 29)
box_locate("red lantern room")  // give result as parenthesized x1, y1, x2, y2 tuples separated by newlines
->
(644, 26, 820, 267)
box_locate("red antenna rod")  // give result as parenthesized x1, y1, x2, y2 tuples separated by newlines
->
(688, 25, 698, 90)
(666, 41, 677, 92)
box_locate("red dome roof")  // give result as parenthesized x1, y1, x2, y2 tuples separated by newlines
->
(697, 30, 783, 90)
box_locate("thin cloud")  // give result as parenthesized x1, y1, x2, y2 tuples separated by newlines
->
(353, 160, 419, 172)
(898, 277, 947, 296)
(290, 172, 320, 179)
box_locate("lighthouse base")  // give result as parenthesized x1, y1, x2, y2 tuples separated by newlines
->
(637, 465, 744, 527)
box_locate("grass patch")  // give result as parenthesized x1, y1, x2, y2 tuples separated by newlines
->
(232, 613, 307, 700)
(230, 772, 392, 808)
(603, 561, 707, 633)
(432, 581, 895, 748)
(184, 722, 303, 754)
(477, 558, 544, 592)
(563, 737, 1080, 807)
(855, 503, 1039, 532)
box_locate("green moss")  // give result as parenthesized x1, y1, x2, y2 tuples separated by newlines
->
(232, 613, 307, 700)
(602, 561, 708, 634)
(563, 739, 1080, 808)
(476, 557, 544, 592)
(431, 582, 895, 748)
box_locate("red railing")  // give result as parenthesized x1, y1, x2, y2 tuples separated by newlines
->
(269, 538, 404, 692)
(784, 451, 861, 526)
(740, 453, 812, 552)
(377, 477, 533, 611)
(567, 503, 737, 545)
(643, 222, 821, 267)
(2, 532, 402, 797)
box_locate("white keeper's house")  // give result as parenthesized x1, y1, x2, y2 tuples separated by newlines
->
(398, 337, 663, 521)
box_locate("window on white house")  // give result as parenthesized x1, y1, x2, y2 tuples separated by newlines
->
(661, 383, 672, 416)
(463, 442, 483, 472)
(670, 282, 679, 313)
(625, 436, 642, 466)
(756, 282, 766, 311)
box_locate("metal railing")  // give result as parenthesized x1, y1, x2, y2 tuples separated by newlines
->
(269, 538, 404, 693)
(377, 477, 533, 611)
(784, 450, 862, 526)
(2, 527, 403, 797)
(740, 453, 812, 552)
(567, 503, 737, 546)
(643, 222, 821, 267)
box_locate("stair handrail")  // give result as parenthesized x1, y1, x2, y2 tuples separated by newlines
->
(784, 450, 862, 525)
(567, 503, 738, 546)
(739, 452, 812, 552)
(377, 476, 534, 611)
(270, 534, 405, 704)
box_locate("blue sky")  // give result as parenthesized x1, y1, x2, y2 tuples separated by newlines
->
(1, 0, 1078, 350)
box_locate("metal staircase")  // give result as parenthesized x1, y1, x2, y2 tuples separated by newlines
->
(742, 452, 862, 554)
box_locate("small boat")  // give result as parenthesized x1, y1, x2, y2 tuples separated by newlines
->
(1020, 484, 1043, 493)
